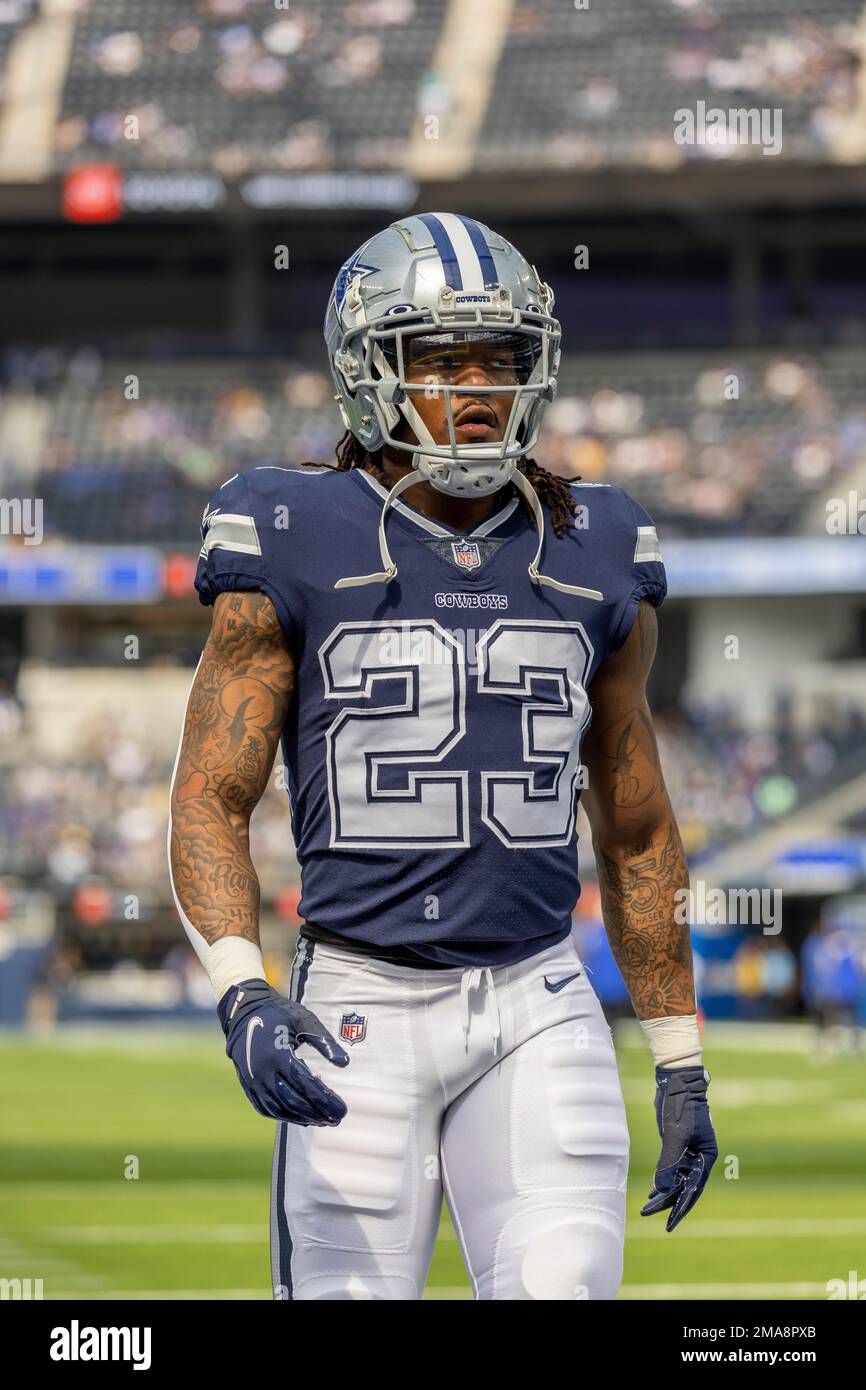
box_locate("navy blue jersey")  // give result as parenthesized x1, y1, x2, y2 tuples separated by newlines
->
(195, 465, 666, 966)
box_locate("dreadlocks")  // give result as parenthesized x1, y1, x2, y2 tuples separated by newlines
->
(311, 430, 579, 539)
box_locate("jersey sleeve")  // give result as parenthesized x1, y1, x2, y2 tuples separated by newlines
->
(607, 488, 667, 655)
(194, 470, 297, 644)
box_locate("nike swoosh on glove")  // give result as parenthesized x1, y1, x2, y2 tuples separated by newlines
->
(218, 979, 349, 1125)
(641, 1064, 718, 1232)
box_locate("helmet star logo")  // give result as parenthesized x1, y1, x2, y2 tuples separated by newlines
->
(334, 251, 380, 319)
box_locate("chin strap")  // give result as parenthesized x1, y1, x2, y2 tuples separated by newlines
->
(334, 466, 605, 601)
(333, 469, 423, 589)
(510, 468, 604, 601)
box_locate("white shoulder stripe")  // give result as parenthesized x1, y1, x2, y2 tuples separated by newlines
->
(202, 512, 262, 558)
(253, 465, 331, 475)
(634, 525, 662, 564)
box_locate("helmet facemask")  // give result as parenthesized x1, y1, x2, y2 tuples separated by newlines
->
(334, 291, 561, 498)
(326, 222, 601, 600)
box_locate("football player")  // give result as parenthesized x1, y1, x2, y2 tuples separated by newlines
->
(169, 212, 717, 1300)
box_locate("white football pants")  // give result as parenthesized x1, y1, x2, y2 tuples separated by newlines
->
(270, 932, 629, 1300)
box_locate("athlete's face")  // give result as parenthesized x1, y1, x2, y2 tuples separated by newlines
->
(391, 332, 531, 452)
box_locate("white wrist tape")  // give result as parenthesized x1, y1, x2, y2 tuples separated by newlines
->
(640, 1014, 702, 1068)
(204, 937, 267, 1003)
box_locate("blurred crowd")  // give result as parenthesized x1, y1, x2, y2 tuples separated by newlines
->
(1, 1, 859, 175)
(801, 918, 866, 1047)
(538, 353, 863, 535)
(727, 922, 866, 1041)
(2, 692, 864, 902)
(2, 680, 865, 1027)
(0, 704, 298, 898)
(46, 0, 426, 176)
(486, 0, 864, 170)
(574, 895, 866, 1033)
(658, 694, 866, 857)
(2, 347, 862, 541)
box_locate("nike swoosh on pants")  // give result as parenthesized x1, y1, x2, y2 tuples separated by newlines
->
(543, 972, 582, 994)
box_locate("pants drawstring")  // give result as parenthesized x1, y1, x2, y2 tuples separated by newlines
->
(460, 966, 501, 1055)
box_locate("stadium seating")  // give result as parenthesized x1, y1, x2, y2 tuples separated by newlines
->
(54, 0, 444, 175)
(2, 346, 861, 542)
(19, 0, 856, 176)
(1, 689, 863, 895)
(480, 0, 864, 170)
(0, 0, 860, 177)
(539, 349, 859, 536)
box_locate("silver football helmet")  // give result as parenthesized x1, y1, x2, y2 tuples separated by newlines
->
(323, 213, 601, 601)
(324, 212, 561, 498)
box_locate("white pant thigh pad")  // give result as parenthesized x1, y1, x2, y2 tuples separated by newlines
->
(441, 948, 629, 1301)
(271, 944, 444, 1300)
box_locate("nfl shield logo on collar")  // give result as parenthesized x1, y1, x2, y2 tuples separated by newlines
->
(451, 540, 481, 573)
(340, 1011, 367, 1045)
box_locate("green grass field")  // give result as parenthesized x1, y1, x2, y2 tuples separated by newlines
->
(1, 1022, 864, 1300)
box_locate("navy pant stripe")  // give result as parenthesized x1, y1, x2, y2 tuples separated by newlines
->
(296, 938, 315, 1002)
(270, 936, 316, 1301)
(271, 1121, 293, 1300)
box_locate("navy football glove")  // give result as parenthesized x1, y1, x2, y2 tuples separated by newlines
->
(641, 1064, 718, 1232)
(218, 979, 349, 1126)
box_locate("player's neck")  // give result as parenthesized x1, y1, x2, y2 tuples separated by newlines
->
(375, 454, 507, 532)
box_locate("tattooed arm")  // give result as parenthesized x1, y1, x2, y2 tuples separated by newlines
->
(583, 602, 716, 1233)
(170, 589, 349, 1125)
(169, 589, 295, 952)
(581, 600, 694, 1019)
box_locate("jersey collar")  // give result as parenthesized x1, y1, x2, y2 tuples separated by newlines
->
(352, 467, 520, 539)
